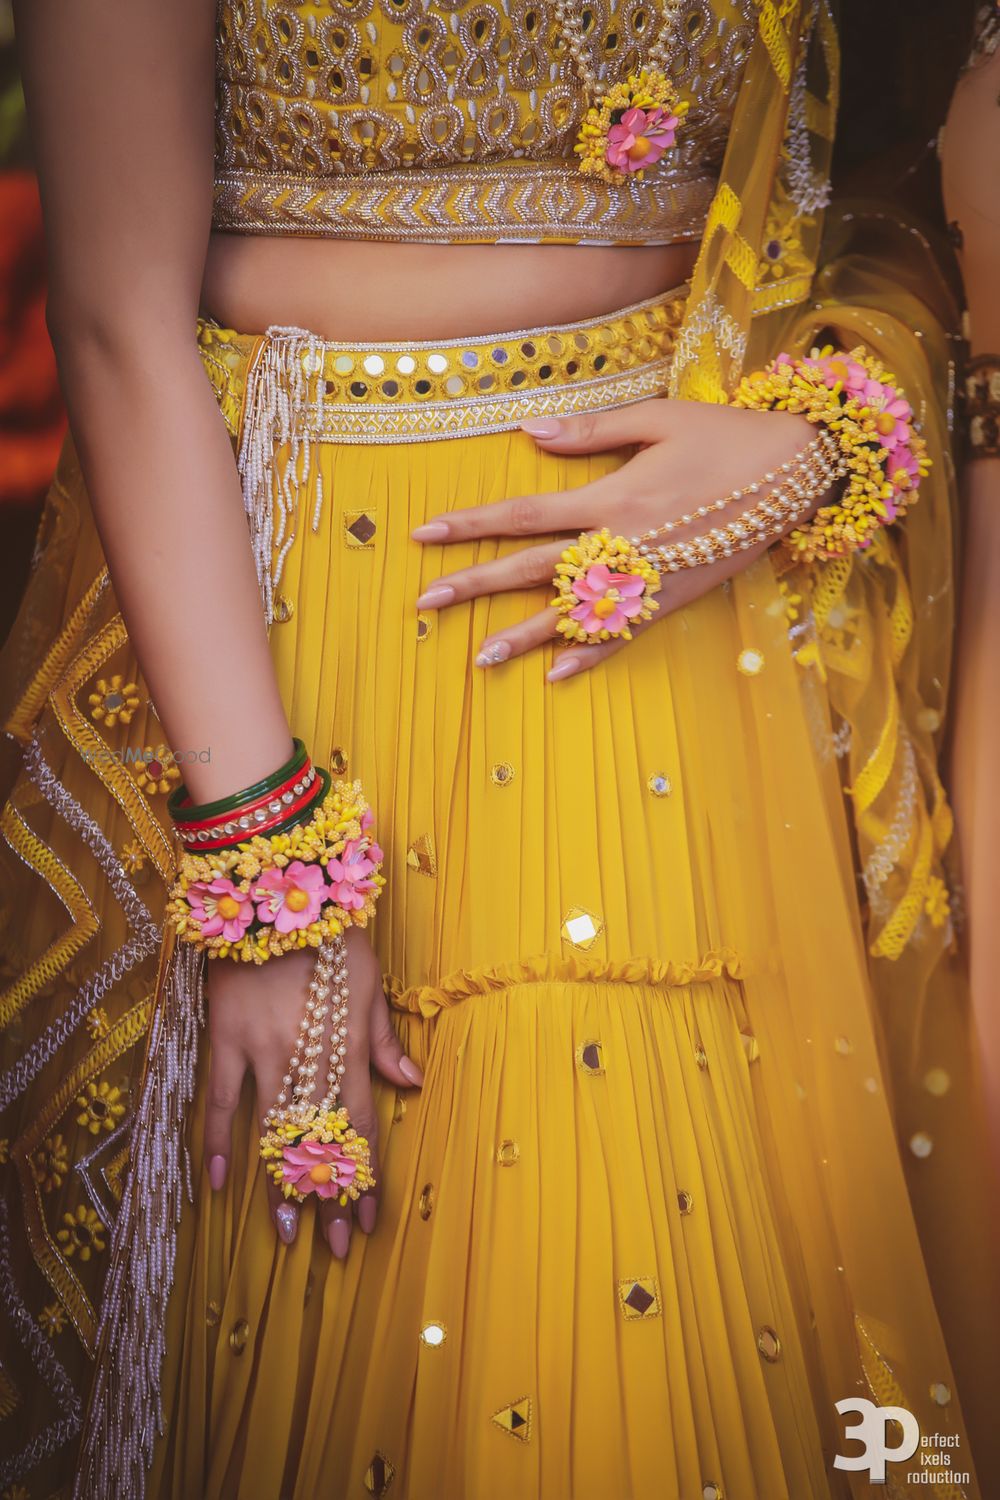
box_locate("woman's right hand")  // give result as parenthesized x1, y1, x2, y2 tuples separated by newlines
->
(203, 929, 423, 1258)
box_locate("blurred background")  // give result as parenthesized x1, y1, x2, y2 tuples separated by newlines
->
(0, 0, 981, 644)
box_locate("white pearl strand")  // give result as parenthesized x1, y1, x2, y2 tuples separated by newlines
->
(549, 0, 686, 101)
(272, 935, 350, 1123)
(639, 426, 847, 573)
(628, 431, 829, 546)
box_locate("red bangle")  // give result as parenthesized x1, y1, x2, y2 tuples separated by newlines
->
(173, 762, 318, 848)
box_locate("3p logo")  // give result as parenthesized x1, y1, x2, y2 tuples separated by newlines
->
(833, 1396, 920, 1482)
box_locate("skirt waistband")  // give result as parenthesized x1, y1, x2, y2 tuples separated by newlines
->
(196, 285, 688, 446)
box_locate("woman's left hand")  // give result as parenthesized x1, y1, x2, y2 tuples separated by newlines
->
(411, 398, 817, 681)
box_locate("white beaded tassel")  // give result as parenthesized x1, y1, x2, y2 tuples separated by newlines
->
(72, 943, 205, 1500)
(236, 325, 326, 626)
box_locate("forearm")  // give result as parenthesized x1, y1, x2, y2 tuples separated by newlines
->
(54, 323, 292, 802)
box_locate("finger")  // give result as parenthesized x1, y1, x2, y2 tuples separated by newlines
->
(544, 531, 781, 682)
(320, 1192, 352, 1261)
(476, 606, 559, 667)
(369, 985, 423, 1090)
(411, 472, 621, 544)
(204, 1041, 247, 1193)
(340, 1045, 381, 1238)
(416, 540, 567, 610)
(547, 613, 658, 681)
(255, 1062, 300, 1247)
(520, 400, 671, 454)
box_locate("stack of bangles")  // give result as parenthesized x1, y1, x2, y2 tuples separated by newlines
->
(165, 740, 385, 1206)
(551, 344, 931, 645)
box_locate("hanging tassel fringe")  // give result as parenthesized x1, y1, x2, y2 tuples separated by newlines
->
(236, 325, 326, 626)
(72, 942, 204, 1500)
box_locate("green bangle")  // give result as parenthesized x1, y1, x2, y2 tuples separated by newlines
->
(166, 737, 308, 823)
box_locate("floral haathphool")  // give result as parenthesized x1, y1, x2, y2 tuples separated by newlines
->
(575, 69, 688, 184)
(166, 781, 384, 963)
(731, 345, 931, 562)
(553, 529, 662, 644)
(260, 1107, 376, 1206)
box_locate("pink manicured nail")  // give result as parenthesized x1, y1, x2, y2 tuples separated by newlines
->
(275, 1205, 298, 1244)
(547, 656, 581, 682)
(476, 640, 511, 668)
(521, 419, 562, 438)
(399, 1055, 424, 1086)
(208, 1155, 227, 1191)
(358, 1196, 377, 1234)
(329, 1220, 351, 1259)
(416, 584, 455, 608)
(411, 521, 450, 541)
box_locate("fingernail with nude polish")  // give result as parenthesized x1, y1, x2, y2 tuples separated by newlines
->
(208, 1155, 227, 1191)
(475, 640, 511, 668)
(275, 1205, 298, 1245)
(329, 1220, 351, 1259)
(358, 1197, 377, 1234)
(521, 419, 562, 438)
(411, 521, 450, 542)
(400, 1055, 424, 1086)
(416, 584, 455, 608)
(547, 657, 580, 682)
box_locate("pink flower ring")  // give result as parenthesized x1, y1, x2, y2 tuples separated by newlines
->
(280, 1137, 359, 1200)
(570, 562, 648, 637)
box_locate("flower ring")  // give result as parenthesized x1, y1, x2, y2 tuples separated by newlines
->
(260, 1104, 376, 1205)
(552, 529, 662, 645)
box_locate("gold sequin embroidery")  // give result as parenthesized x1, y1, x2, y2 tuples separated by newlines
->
(345, 510, 378, 548)
(406, 834, 437, 877)
(561, 905, 604, 950)
(618, 1277, 661, 1319)
(213, 1, 758, 245)
(491, 1395, 532, 1443)
(364, 1451, 396, 1496)
(575, 1039, 604, 1075)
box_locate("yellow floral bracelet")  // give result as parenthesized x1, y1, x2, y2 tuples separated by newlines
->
(731, 345, 931, 562)
(165, 780, 384, 964)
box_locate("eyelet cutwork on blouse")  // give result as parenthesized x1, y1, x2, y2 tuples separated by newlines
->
(212, 0, 757, 244)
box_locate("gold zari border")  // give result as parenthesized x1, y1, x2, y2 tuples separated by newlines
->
(212, 162, 719, 246)
(283, 362, 675, 445)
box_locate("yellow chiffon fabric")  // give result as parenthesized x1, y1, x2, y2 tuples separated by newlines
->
(122, 341, 981, 1497)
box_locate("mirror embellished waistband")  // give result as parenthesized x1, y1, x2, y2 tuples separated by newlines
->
(195, 284, 689, 448)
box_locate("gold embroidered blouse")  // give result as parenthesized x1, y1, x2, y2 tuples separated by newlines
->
(212, 0, 757, 244)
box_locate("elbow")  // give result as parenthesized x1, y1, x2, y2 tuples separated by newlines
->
(44, 283, 198, 373)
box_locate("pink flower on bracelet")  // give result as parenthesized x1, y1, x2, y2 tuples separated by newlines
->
(863, 383, 913, 451)
(605, 105, 679, 174)
(253, 861, 328, 931)
(279, 1137, 359, 1199)
(571, 563, 649, 636)
(326, 837, 384, 912)
(185, 877, 255, 942)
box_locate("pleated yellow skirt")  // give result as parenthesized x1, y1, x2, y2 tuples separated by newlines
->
(1, 295, 994, 1500)
(137, 306, 990, 1498)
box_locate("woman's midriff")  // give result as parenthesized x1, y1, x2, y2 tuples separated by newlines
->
(199, 233, 700, 341)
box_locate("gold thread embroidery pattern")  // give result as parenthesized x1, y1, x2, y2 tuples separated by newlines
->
(12, 999, 153, 1353)
(0, 803, 100, 1032)
(212, 1, 758, 244)
(49, 620, 175, 882)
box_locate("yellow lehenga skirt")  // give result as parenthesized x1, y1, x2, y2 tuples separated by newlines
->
(1, 287, 998, 1500)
